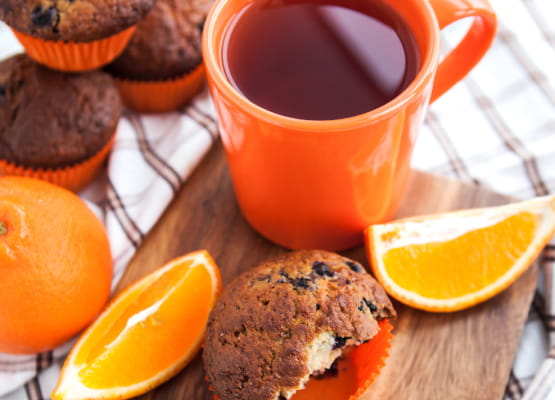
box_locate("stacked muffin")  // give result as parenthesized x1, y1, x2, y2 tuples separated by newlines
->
(106, 0, 212, 112)
(0, 54, 120, 191)
(0, 0, 212, 191)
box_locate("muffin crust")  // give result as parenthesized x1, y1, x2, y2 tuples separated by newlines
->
(203, 250, 396, 400)
(106, 0, 212, 80)
(0, 0, 156, 42)
(0, 54, 121, 168)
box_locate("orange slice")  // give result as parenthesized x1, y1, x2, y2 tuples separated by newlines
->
(365, 196, 555, 312)
(52, 250, 221, 400)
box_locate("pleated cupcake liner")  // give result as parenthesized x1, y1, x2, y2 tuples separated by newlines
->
(11, 27, 136, 72)
(114, 63, 206, 113)
(0, 134, 115, 192)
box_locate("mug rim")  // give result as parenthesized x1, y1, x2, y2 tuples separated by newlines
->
(202, 0, 441, 132)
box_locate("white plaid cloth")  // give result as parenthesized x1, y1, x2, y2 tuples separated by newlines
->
(1, 0, 555, 397)
(415, 0, 555, 398)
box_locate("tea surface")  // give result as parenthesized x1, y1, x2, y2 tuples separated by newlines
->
(222, 0, 420, 120)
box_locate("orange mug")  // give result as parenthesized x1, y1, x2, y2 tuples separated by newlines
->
(203, 0, 497, 251)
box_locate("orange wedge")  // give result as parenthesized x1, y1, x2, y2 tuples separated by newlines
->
(365, 195, 555, 312)
(52, 250, 221, 400)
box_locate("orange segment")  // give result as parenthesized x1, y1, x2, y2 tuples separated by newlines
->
(52, 250, 221, 400)
(382, 212, 536, 300)
(365, 196, 555, 312)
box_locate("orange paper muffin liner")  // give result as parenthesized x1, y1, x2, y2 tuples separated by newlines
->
(207, 319, 393, 400)
(11, 27, 136, 72)
(114, 64, 206, 113)
(348, 319, 393, 399)
(0, 134, 115, 193)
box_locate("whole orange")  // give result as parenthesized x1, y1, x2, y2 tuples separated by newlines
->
(0, 176, 112, 354)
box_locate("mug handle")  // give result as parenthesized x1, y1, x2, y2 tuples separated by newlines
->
(428, 0, 498, 103)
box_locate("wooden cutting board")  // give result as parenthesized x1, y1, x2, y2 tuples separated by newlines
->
(117, 142, 538, 400)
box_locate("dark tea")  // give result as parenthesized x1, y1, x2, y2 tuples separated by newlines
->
(222, 0, 420, 120)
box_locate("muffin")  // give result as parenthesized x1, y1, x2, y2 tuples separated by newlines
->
(0, 54, 121, 191)
(203, 250, 396, 400)
(105, 0, 211, 112)
(0, 0, 157, 71)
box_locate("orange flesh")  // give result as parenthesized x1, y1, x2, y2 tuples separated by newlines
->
(74, 259, 213, 389)
(381, 211, 537, 299)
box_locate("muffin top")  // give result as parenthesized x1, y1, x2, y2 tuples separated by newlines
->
(106, 0, 211, 80)
(0, 54, 121, 168)
(203, 250, 396, 400)
(0, 0, 157, 42)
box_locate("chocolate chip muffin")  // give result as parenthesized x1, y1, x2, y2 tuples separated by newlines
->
(106, 0, 211, 80)
(0, 0, 156, 42)
(203, 250, 396, 400)
(0, 54, 120, 189)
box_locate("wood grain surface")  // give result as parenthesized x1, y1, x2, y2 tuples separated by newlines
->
(117, 142, 538, 400)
